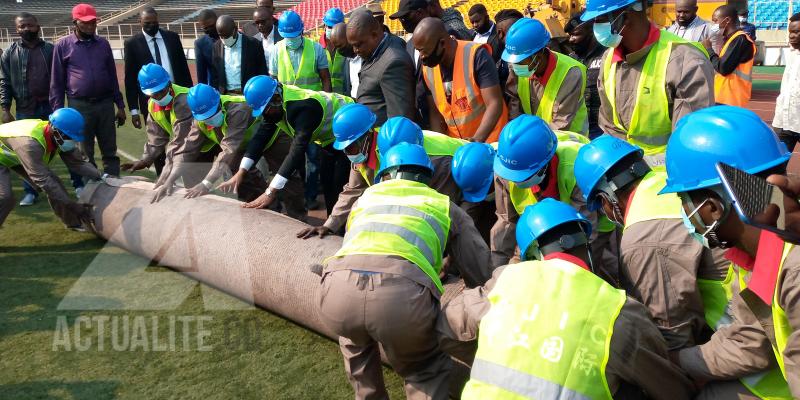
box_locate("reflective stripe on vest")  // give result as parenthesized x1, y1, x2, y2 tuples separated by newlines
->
(326, 49, 346, 94)
(0, 119, 52, 167)
(197, 95, 261, 152)
(714, 31, 756, 107)
(603, 30, 707, 156)
(423, 41, 508, 143)
(623, 170, 682, 229)
(277, 38, 322, 90)
(276, 85, 354, 147)
(698, 263, 794, 399)
(422, 130, 467, 156)
(518, 52, 589, 134)
(356, 164, 373, 187)
(147, 84, 190, 137)
(773, 243, 794, 380)
(329, 179, 451, 292)
(462, 259, 625, 400)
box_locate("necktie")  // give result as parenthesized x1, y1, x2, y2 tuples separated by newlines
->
(152, 37, 162, 66)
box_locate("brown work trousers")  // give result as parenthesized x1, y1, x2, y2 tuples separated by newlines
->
(318, 270, 451, 400)
(0, 165, 80, 227)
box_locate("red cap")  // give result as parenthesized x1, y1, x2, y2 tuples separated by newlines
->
(72, 4, 97, 22)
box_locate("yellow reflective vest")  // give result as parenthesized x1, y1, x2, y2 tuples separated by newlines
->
(277, 38, 322, 91)
(196, 95, 261, 152)
(326, 49, 345, 94)
(147, 84, 189, 137)
(0, 119, 54, 168)
(276, 85, 354, 147)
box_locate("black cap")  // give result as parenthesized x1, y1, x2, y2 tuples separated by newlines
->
(389, 0, 429, 19)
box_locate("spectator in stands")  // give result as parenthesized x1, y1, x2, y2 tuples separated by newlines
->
(194, 9, 219, 85)
(1, 12, 71, 207)
(329, 23, 358, 97)
(213, 15, 268, 95)
(242, 0, 275, 37)
(252, 6, 281, 72)
(738, 9, 757, 41)
(366, 2, 391, 33)
(124, 7, 192, 176)
(565, 16, 606, 138)
(349, 11, 415, 126)
(667, 0, 711, 42)
(414, 17, 507, 142)
(703, 5, 756, 107)
(269, 11, 331, 92)
(50, 3, 126, 179)
(773, 13, 800, 149)
(468, 4, 501, 63)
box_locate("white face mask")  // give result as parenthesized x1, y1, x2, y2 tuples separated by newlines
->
(325, 27, 333, 38)
(153, 92, 173, 107)
(709, 23, 721, 35)
(58, 139, 77, 152)
(738, 16, 747, 23)
(203, 109, 225, 127)
(347, 152, 367, 164)
(222, 33, 238, 48)
(515, 168, 546, 189)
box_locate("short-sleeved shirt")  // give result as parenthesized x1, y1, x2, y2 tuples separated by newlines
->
(268, 39, 329, 77)
(424, 47, 499, 101)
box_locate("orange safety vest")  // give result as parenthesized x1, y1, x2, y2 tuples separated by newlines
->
(714, 31, 755, 107)
(423, 41, 508, 143)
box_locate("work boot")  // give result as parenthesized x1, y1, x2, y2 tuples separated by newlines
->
(19, 193, 36, 206)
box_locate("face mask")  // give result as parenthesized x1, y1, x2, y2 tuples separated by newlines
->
(738, 16, 747, 23)
(347, 152, 367, 164)
(680, 206, 711, 248)
(75, 28, 94, 40)
(203, 109, 224, 127)
(19, 30, 38, 42)
(516, 169, 545, 189)
(512, 62, 533, 78)
(593, 22, 623, 48)
(58, 139, 77, 152)
(325, 28, 333, 38)
(204, 28, 219, 39)
(143, 23, 159, 37)
(223, 33, 238, 48)
(154, 92, 173, 106)
(337, 46, 356, 58)
(421, 41, 445, 67)
(286, 36, 303, 50)
(709, 23, 721, 36)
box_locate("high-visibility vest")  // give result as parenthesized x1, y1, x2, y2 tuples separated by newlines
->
(462, 258, 626, 400)
(603, 30, 707, 158)
(423, 41, 508, 143)
(277, 38, 322, 91)
(326, 49, 346, 94)
(623, 170, 683, 229)
(422, 130, 467, 156)
(147, 84, 189, 137)
(714, 31, 756, 107)
(276, 85, 354, 147)
(696, 262, 793, 399)
(0, 119, 55, 168)
(772, 243, 795, 382)
(518, 51, 589, 135)
(196, 95, 261, 152)
(328, 178, 451, 293)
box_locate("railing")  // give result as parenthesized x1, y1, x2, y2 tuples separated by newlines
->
(98, 0, 153, 26)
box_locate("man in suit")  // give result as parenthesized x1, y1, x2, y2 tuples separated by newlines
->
(194, 9, 219, 85)
(251, 6, 281, 73)
(347, 11, 415, 126)
(242, 0, 274, 37)
(468, 4, 501, 62)
(212, 15, 267, 95)
(124, 8, 192, 132)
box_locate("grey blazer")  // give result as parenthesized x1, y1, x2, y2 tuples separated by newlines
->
(356, 34, 416, 126)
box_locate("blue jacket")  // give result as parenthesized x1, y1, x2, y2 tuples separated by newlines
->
(194, 34, 218, 85)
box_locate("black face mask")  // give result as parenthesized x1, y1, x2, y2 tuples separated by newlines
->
(337, 46, 356, 59)
(143, 23, 159, 37)
(475, 21, 491, 34)
(421, 41, 445, 67)
(75, 28, 94, 40)
(204, 27, 219, 40)
(19, 30, 39, 42)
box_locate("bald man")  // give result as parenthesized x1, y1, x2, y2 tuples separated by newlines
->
(211, 15, 267, 94)
(667, 0, 711, 42)
(703, 5, 756, 107)
(347, 11, 415, 125)
(329, 23, 361, 97)
(413, 17, 507, 143)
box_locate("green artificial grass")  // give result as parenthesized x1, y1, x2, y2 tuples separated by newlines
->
(0, 128, 407, 399)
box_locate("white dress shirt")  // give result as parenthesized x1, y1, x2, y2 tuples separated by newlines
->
(223, 33, 243, 91)
(255, 26, 277, 66)
(349, 56, 362, 98)
(472, 23, 494, 44)
(143, 30, 173, 79)
(667, 16, 710, 43)
(774, 48, 800, 133)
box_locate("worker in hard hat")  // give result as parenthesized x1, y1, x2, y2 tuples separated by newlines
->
(121, 64, 193, 181)
(222, 75, 353, 216)
(318, 142, 492, 400)
(440, 198, 695, 399)
(503, 18, 589, 135)
(152, 83, 268, 205)
(660, 106, 797, 398)
(321, 8, 347, 95)
(0, 107, 102, 229)
(270, 10, 331, 92)
(491, 114, 620, 286)
(582, 0, 715, 167)
(297, 105, 460, 236)
(450, 142, 498, 244)
(574, 135, 729, 351)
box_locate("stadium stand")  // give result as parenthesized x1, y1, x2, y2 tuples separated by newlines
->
(749, 0, 800, 29)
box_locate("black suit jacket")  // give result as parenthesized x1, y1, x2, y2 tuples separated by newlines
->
(124, 29, 193, 114)
(211, 33, 268, 93)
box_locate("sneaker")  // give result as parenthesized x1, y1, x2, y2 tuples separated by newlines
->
(19, 193, 36, 206)
(67, 225, 87, 232)
(75, 186, 84, 198)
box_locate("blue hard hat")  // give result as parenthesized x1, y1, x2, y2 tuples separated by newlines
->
(575, 135, 643, 210)
(501, 18, 550, 64)
(278, 11, 304, 38)
(376, 142, 434, 178)
(494, 115, 558, 182)
(332, 103, 376, 150)
(516, 198, 592, 261)
(660, 105, 790, 194)
(377, 116, 423, 156)
(323, 8, 344, 27)
(452, 142, 496, 202)
(187, 84, 221, 121)
(244, 75, 279, 118)
(49, 107, 85, 141)
(138, 63, 171, 96)
(581, 0, 637, 21)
